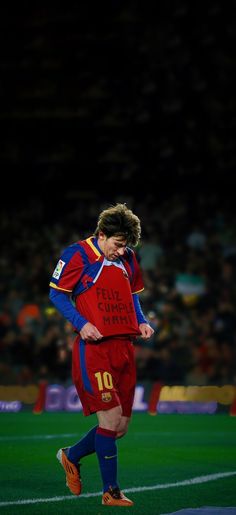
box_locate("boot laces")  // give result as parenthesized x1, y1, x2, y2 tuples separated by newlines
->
(109, 486, 121, 499)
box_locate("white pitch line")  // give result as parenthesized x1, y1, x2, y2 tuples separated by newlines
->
(0, 430, 232, 442)
(0, 471, 236, 507)
(0, 433, 79, 442)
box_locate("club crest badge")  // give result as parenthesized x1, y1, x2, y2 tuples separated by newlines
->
(102, 392, 112, 402)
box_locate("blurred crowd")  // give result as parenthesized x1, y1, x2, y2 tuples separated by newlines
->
(1, 191, 236, 387)
(0, 1, 235, 387)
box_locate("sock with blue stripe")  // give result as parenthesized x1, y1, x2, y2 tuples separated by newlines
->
(95, 427, 118, 492)
(67, 425, 98, 464)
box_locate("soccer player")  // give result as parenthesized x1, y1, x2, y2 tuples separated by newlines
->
(49, 203, 154, 506)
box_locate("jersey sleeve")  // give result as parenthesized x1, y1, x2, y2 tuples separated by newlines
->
(49, 244, 85, 293)
(49, 287, 87, 331)
(133, 293, 148, 324)
(128, 250, 145, 294)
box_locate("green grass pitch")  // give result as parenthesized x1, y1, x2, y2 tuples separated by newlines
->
(0, 412, 236, 514)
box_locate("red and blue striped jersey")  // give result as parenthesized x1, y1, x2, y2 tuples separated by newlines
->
(49, 236, 144, 300)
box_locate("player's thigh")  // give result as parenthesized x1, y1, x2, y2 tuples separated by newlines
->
(118, 346, 136, 417)
(72, 338, 120, 414)
(97, 405, 123, 431)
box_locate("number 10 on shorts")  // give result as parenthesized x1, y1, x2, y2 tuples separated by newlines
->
(95, 371, 113, 391)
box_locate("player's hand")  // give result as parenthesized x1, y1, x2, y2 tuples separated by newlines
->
(80, 322, 103, 342)
(139, 323, 155, 340)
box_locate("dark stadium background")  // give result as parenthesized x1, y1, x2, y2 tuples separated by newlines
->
(0, 1, 235, 390)
(0, 1, 235, 210)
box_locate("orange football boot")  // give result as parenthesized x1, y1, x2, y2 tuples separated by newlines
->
(102, 486, 134, 506)
(56, 448, 82, 496)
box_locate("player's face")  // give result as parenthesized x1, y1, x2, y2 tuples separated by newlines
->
(98, 233, 127, 261)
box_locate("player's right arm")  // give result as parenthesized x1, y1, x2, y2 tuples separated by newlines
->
(49, 288, 103, 340)
(49, 244, 102, 340)
(49, 243, 86, 332)
(49, 287, 87, 332)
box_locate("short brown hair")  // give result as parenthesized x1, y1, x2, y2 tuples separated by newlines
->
(94, 203, 141, 247)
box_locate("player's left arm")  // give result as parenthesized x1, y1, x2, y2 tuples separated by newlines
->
(133, 293, 155, 340)
(139, 322, 155, 339)
(128, 249, 155, 340)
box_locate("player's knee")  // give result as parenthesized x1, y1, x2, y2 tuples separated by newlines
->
(112, 412, 123, 432)
(116, 428, 127, 438)
(97, 406, 123, 432)
(116, 419, 129, 437)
